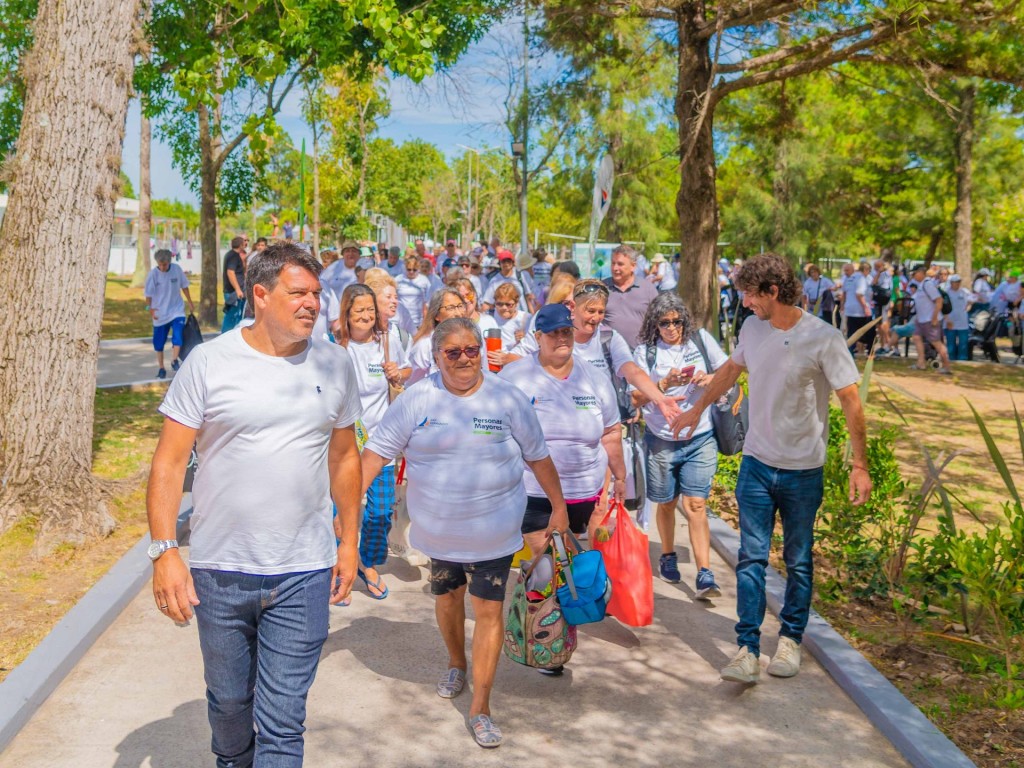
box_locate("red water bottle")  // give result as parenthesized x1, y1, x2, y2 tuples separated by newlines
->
(485, 328, 503, 372)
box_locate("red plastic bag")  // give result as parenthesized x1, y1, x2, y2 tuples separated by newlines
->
(592, 500, 653, 627)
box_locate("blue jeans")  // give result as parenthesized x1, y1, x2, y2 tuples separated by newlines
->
(733, 456, 823, 656)
(945, 328, 969, 361)
(192, 568, 331, 768)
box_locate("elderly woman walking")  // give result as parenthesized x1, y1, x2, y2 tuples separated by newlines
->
(633, 292, 730, 597)
(407, 288, 467, 384)
(336, 283, 410, 602)
(360, 317, 568, 749)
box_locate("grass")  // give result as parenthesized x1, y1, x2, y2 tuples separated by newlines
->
(0, 386, 165, 683)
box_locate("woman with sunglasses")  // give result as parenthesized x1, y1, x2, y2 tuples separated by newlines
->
(407, 289, 467, 384)
(360, 317, 568, 749)
(633, 292, 729, 598)
(512, 279, 680, 424)
(336, 284, 411, 602)
(452, 277, 499, 335)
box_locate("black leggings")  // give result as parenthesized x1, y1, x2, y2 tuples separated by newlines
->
(521, 496, 597, 535)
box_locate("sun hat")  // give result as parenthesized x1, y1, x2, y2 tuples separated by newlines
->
(340, 240, 361, 253)
(650, 253, 667, 264)
(949, 274, 961, 282)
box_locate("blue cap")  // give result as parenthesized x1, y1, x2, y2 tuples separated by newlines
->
(535, 303, 573, 333)
(443, 258, 458, 268)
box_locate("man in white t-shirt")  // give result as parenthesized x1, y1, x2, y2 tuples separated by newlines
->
(840, 262, 871, 354)
(383, 246, 405, 277)
(144, 249, 195, 380)
(146, 243, 363, 767)
(671, 253, 870, 685)
(481, 254, 537, 313)
(397, 255, 432, 329)
(320, 240, 360, 300)
(909, 264, 952, 374)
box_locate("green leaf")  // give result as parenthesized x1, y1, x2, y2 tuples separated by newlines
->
(965, 397, 1021, 508)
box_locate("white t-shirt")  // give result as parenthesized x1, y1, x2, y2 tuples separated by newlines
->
(483, 271, 535, 311)
(407, 334, 436, 384)
(972, 278, 993, 303)
(993, 279, 1022, 312)
(384, 260, 405, 278)
(841, 273, 868, 318)
(946, 287, 971, 331)
(396, 273, 430, 327)
(365, 373, 549, 562)
(159, 331, 362, 574)
(512, 325, 632, 378)
(475, 313, 499, 336)
(145, 265, 189, 326)
(312, 286, 339, 342)
(345, 334, 410, 434)
(654, 262, 677, 292)
(632, 329, 728, 441)
(496, 310, 531, 350)
(802, 277, 834, 312)
(912, 278, 942, 323)
(499, 354, 618, 499)
(320, 261, 356, 301)
(732, 311, 859, 470)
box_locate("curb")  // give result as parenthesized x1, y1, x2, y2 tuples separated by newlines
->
(707, 515, 976, 768)
(97, 380, 172, 391)
(0, 497, 191, 755)
(100, 331, 220, 349)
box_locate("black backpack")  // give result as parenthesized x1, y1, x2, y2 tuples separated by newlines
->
(600, 329, 636, 422)
(937, 286, 953, 316)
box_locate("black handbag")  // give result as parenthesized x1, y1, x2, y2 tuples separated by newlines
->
(179, 313, 204, 361)
(692, 331, 748, 456)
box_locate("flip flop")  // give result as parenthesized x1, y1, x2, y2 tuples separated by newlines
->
(436, 667, 466, 699)
(469, 714, 502, 748)
(357, 569, 389, 600)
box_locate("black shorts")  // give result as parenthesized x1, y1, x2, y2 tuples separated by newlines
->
(521, 496, 598, 535)
(429, 554, 514, 602)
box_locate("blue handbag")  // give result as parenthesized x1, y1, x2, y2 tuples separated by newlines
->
(551, 531, 612, 626)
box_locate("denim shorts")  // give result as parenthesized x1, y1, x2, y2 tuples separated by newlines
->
(429, 554, 515, 602)
(644, 429, 718, 502)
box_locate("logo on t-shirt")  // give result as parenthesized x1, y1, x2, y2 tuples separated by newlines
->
(572, 394, 598, 410)
(472, 416, 505, 435)
(367, 363, 384, 377)
(416, 416, 448, 429)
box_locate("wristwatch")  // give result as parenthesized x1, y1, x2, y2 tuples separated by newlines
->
(147, 539, 179, 561)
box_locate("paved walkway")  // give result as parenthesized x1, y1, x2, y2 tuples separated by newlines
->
(0, 522, 907, 767)
(98, 335, 219, 387)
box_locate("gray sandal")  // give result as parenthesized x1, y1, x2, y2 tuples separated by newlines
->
(436, 667, 466, 698)
(470, 714, 502, 748)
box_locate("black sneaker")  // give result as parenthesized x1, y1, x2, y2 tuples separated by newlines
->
(156, 368, 167, 380)
(659, 552, 681, 583)
(171, 358, 181, 371)
(695, 567, 721, 600)
(538, 665, 564, 676)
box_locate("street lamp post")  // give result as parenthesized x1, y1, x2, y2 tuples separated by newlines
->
(517, 9, 529, 263)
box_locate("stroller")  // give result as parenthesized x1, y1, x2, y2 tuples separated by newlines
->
(967, 309, 1000, 363)
(1008, 304, 1023, 363)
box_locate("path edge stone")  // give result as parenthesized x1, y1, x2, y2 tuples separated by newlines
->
(708, 514, 976, 768)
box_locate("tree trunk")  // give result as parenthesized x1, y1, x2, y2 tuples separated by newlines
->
(197, 101, 219, 327)
(953, 82, 975, 280)
(0, 0, 139, 539)
(674, 6, 719, 331)
(923, 226, 943, 268)
(131, 107, 152, 287)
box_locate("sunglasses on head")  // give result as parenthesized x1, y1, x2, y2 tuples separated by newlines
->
(658, 318, 683, 329)
(441, 345, 481, 361)
(573, 283, 610, 299)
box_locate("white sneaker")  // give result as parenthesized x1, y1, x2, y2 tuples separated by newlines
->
(720, 646, 760, 684)
(767, 636, 802, 678)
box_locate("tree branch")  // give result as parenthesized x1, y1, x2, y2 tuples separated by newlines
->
(716, 21, 876, 74)
(697, 0, 804, 39)
(848, 53, 1024, 89)
(712, 18, 907, 103)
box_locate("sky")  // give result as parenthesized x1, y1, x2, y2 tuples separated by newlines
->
(120, 21, 520, 206)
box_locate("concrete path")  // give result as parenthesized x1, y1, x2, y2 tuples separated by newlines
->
(0, 523, 907, 767)
(98, 335, 219, 388)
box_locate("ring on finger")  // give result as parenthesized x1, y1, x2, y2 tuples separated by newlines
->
(159, 604, 169, 610)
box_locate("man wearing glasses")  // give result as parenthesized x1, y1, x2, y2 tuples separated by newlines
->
(396, 254, 431, 329)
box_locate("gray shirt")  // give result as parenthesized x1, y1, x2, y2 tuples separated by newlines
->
(732, 310, 859, 470)
(602, 276, 658, 349)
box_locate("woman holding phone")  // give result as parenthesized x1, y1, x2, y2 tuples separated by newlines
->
(633, 292, 730, 599)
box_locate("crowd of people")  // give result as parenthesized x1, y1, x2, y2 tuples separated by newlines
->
(142, 232, 1014, 766)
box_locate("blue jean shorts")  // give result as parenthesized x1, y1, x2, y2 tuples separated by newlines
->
(645, 429, 718, 502)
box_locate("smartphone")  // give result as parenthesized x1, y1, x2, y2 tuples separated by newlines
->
(679, 365, 696, 379)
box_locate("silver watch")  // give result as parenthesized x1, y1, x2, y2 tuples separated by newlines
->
(147, 539, 179, 561)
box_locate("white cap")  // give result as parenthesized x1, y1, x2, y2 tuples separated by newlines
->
(979, 268, 991, 276)
(355, 257, 375, 271)
(949, 274, 962, 282)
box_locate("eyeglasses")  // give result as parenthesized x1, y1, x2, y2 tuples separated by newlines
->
(495, 301, 517, 308)
(440, 303, 464, 314)
(573, 283, 610, 299)
(658, 318, 683, 329)
(441, 345, 481, 361)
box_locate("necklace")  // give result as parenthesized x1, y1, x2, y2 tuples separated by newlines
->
(659, 339, 688, 369)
